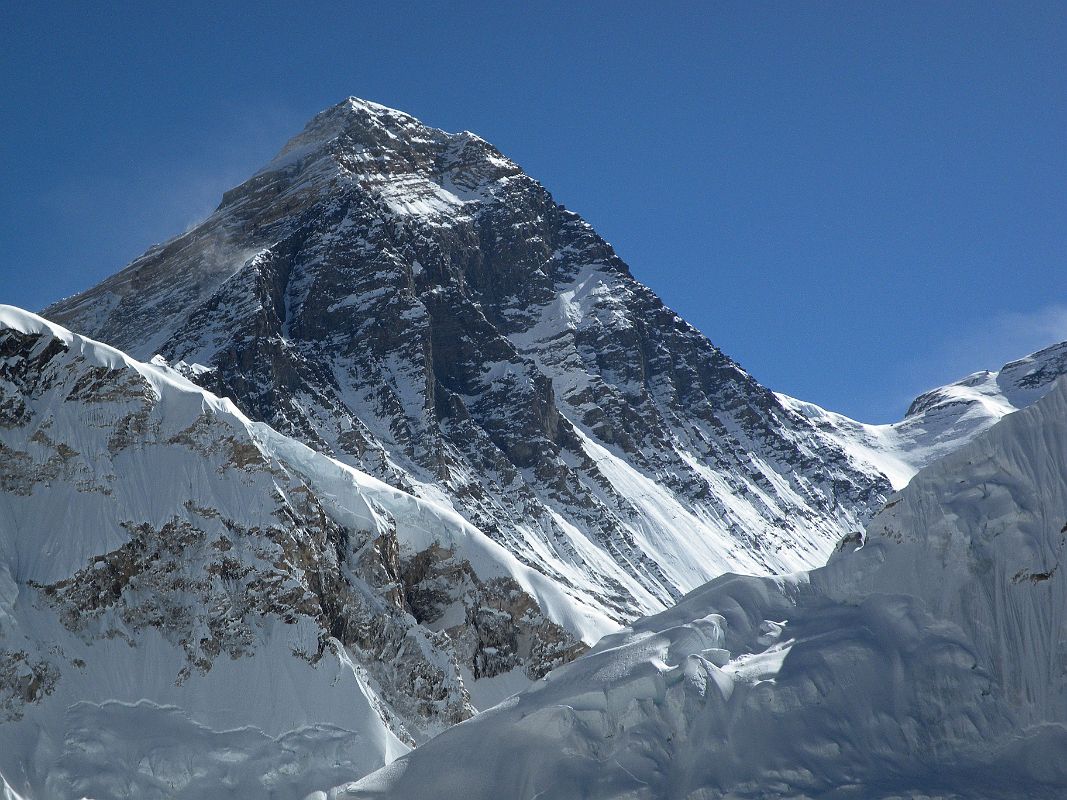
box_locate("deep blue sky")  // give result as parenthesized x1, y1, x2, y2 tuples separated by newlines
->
(2, 3, 1065, 421)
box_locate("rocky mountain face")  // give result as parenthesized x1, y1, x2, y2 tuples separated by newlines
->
(46, 98, 893, 632)
(346, 372, 1067, 800)
(0, 306, 603, 798)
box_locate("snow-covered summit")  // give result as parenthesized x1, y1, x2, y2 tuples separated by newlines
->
(247, 95, 520, 217)
(46, 97, 520, 358)
(261, 97, 504, 168)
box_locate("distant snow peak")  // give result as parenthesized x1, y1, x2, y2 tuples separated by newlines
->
(780, 338, 1067, 491)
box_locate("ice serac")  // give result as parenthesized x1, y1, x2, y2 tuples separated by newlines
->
(45, 97, 893, 627)
(780, 339, 1067, 490)
(345, 377, 1067, 800)
(0, 305, 604, 798)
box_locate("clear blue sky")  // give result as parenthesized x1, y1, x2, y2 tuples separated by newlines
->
(2, 2, 1065, 421)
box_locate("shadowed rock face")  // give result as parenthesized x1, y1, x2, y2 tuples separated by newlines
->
(47, 97, 892, 625)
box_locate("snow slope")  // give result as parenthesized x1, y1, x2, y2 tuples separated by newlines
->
(346, 375, 1067, 799)
(0, 305, 610, 798)
(780, 340, 1067, 490)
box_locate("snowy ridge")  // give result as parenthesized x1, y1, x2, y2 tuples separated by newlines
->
(0, 306, 606, 798)
(346, 377, 1067, 800)
(780, 339, 1067, 490)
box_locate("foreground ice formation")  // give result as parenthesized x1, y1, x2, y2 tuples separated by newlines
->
(0, 306, 604, 798)
(346, 376, 1067, 799)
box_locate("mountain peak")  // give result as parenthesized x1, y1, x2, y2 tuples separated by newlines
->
(256, 97, 518, 193)
(44, 95, 893, 634)
(289, 96, 423, 148)
(339, 95, 412, 115)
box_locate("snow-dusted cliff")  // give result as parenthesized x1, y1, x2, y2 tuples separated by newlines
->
(345, 375, 1067, 800)
(0, 306, 609, 798)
